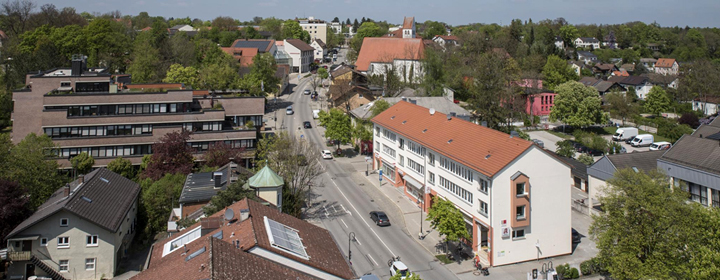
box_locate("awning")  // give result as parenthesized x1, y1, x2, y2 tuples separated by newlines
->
(6, 235, 39, 241)
(403, 175, 423, 190)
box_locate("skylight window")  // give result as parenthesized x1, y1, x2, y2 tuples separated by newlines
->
(264, 216, 308, 259)
(185, 247, 206, 262)
(100, 178, 109, 183)
(81, 196, 92, 203)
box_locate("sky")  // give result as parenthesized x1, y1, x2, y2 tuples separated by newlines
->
(37, 0, 720, 28)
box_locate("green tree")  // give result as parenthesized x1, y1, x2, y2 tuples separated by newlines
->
(591, 169, 720, 280)
(163, 63, 199, 88)
(390, 272, 423, 280)
(559, 25, 579, 47)
(70, 152, 95, 174)
(323, 108, 352, 150)
(5, 133, 65, 210)
(247, 52, 278, 93)
(644, 86, 671, 115)
(466, 51, 522, 132)
(139, 173, 186, 236)
(127, 33, 162, 83)
(202, 179, 255, 216)
(260, 17, 283, 39)
(318, 67, 329, 80)
(556, 140, 576, 158)
(83, 18, 132, 72)
(550, 81, 607, 127)
(422, 20, 446, 39)
(542, 55, 578, 91)
(143, 130, 194, 180)
(353, 122, 372, 142)
(426, 196, 470, 250)
(605, 91, 638, 125)
(371, 99, 391, 118)
(106, 157, 135, 179)
(351, 21, 384, 52)
(281, 20, 310, 42)
(243, 25, 262, 39)
(577, 153, 595, 165)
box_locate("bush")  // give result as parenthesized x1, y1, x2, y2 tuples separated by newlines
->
(568, 267, 580, 279)
(556, 263, 569, 277)
(580, 260, 594, 275)
(678, 112, 700, 129)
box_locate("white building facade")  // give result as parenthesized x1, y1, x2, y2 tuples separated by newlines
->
(371, 101, 572, 267)
(284, 39, 314, 74)
(299, 17, 328, 45)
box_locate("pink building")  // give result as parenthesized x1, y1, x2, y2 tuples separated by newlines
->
(526, 92, 557, 116)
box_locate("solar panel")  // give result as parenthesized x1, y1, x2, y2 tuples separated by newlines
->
(264, 217, 308, 259)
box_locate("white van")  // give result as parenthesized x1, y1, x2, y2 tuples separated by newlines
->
(631, 134, 654, 147)
(612, 127, 638, 141)
(312, 110, 320, 119)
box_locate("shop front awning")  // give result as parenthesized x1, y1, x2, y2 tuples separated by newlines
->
(403, 175, 423, 190)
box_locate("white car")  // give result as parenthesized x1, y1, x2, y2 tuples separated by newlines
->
(649, 141, 672, 151)
(389, 261, 409, 279)
(322, 150, 333, 159)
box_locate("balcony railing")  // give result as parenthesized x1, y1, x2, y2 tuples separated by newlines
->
(8, 250, 31, 261)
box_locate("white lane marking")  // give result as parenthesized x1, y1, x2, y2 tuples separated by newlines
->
(323, 205, 329, 218)
(341, 204, 352, 216)
(332, 204, 337, 212)
(341, 219, 348, 228)
(354, 236, 362, 246)
(367, 254, 378, 266)
(328, 175, 396, 257)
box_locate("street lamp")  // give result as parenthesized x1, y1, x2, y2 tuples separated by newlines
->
(348, 232, 356, 264)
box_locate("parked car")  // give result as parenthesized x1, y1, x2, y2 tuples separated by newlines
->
(286, 106, 294, 115)
(322, 150, 333, 159)
(303, 89, 311, 95)
(631, 134, 654, 147)
(531, 139, 544, 148)
(303, 121, 312, 129)
(389, 260, 409, 279)
(370, 211, 391, 226)
(649, 141, 672, 151)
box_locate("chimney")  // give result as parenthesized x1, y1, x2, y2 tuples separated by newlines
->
(240, 209, 250, 221)
(401, 96, 407, 102)
(78, 174, 85, 184)
(71, 54, 86, 76)
(409, 99, 417, 105)
(213, 172, 222, 189)
(447, 114, 452, 121)
(450, 112, 456, 118)
(63, 184, 70, 197)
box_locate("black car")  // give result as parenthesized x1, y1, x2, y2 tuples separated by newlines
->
(303, 121, 312, 128)
(572, 229, 581, 243)
(370, 211, 390, 226)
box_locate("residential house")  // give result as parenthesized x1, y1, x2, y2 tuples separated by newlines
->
(222, 39, 277, 67)
(611, 70, 629, 77)
(309, 38, 327, 61)
(562, 156, 589, 193)
(593, 63, 618, 76)
(578, 77, 600, 87)
(658, 117, 720, 208)
(568, 61, 589, 76)
(284, 39, 314, 73)
(576, 51, 598, 64)
(372, 101, 573, 267)
(11, 56, 264, 168)
(327, 65, 373, 112)
(644, 73, 679, 89)
(640, 58, 657, 71)
(619, 76, 653, 100)
(647, 43, 661, 52)
(587, 151, 664, 211)
(619, 63, 635, 73)
(350, 95, 470, 123)
(654, 58, 679, 76)
(168, 25, 198, 37)
(574, 37, 600, 49)
(594, 81, 625, 97)
(554, 36, 564, 50)
(355, 37, 425, 83)
(134, 198, 355, 280)
(4, 168, 140, 280)
(330, 21, 342, 34)
(298, 17, 328, 45)
(432, 35, 460, 47)
(602, 32, 617, 49)
(693, 96, 720, 116)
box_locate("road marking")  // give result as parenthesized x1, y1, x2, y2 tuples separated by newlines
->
(367, 254, 378, 266)
(323, 205, 329, 218)
(341, 219, 348, 228)
(327, 175, 396, 257)
(341, 204, 352, 216)
(354, 236, 362, 246)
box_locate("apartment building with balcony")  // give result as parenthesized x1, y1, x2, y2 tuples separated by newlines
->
(371, 101, 572, 267)
(11, 57, 265, 168)
(4, 168, 140, 280)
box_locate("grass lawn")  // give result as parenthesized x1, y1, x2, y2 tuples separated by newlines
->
(435, 254, 454, 264)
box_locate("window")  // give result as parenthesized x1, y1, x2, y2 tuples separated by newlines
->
(516, 205, 526, 220)
(516, 183, 526, 196)
(60, 218, 68, 227)
(438, 176, 473, 204)
(375, 127, 380, 136)
(427, 152, 435, 166)
(478, 200, 488, 217)
(512, 229, 525, 239)
(381, 161, 396, 182)
(685, 182, 708, 206)
(85, 258, 95, 270)
(382, 129, 396, 142)
(713, 189, 720, 208)
(86, 235, 98, 247)
(428, 172, 435, 185)
(382, 144, 396, 158)
(439, 156, 473, 182)
(408, 140, 423, 155)
(407, 158, 424, 176)
(59, 260, 69, 272)
(58, 237, 69, 248)
(399, 155, 404, 166)
(40, 238, 48, 247)
(399, 138, 404, 149)
(479, 179, 489, 194)
(375, 141, 380, 151)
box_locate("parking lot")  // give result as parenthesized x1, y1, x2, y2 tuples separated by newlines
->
(527, 130, 657, 160)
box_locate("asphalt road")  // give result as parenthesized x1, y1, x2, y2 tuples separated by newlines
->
(282, 75, 458, 280)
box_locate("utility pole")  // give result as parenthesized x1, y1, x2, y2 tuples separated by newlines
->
(348, 232, 355, 264)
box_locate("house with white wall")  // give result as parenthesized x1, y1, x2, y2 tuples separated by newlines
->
(371, 101, 573, 267)
(4, 168, 140, 280)
(619, 76, 653, 100)
(654, 58, 679, 76)
(298, 17, 328, 45)
(355, 37, 425, 84)
(574, 37, 600, 49)
(310, 38, 327, 61)
(283, 39, 314, 73)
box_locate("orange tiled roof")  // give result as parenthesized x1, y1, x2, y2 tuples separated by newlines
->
(371, 101, 532, 177)
(403, 16, 414, 29)
(655, 58, 676, 68)
(355, 37, 424, 72)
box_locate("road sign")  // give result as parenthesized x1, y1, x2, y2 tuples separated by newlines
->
(379, 169, 383, 182)
(300, 135, 304, 138)
(365, 156, 371, 163)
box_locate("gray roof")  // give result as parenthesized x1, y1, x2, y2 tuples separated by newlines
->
(660, 135, 720, 175)
(6, 168, 140, 240)
(620, 76, 648, 86)
(232, 40, 273, 52)
(588, 150, 663, 182)
(350, 96, 471, 121)
(578, 37, 599, 43)
(561, 156, 588, 181)
(179, 163, 254, 204)
(578, 77, 600, 87)
(577, 51, 597, 58)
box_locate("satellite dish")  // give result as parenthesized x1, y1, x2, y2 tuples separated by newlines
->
(429, 108, 436, 115)
(224, 209, 235, 221)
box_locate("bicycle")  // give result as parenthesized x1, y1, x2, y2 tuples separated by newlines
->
(473, 258, 490, 276)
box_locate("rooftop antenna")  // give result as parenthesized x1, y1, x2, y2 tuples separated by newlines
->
(224, 208, 235, 221)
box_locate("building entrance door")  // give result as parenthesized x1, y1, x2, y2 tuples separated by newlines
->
(25, 263, 35, 279)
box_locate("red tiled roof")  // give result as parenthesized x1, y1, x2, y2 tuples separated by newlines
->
(221, 47, 259, 67)
(384, 29, 404, 38)
(355, 38, 424, 72)
(612, 70, 629, 77)
(435, 35, 459, 41)
(285, 39, 315, 52)
(371, 101, 533, 177)
(655, 58, 676, 68)
(403, 17, 414, 29)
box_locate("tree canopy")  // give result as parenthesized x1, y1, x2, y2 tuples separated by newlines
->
(426, 196, 470, 243)
(106, 157, 135, 179)
(644, 86, 671, 116)
(138, 173, 186, 236)
(550, 81, 607, 127)
(542, 55, 577, 91)
(143, 130, 194, 180)
(321, 108, 352, 150)
(70, 152, 95, 174)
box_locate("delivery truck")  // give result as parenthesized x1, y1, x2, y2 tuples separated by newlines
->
(612, 127, 638, 141)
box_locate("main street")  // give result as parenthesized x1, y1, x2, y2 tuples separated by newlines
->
(276, 71, 458, 279)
